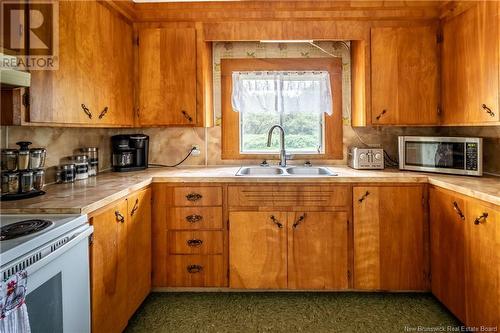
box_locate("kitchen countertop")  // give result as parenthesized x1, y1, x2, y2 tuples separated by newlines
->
(1, 166, 498, 214)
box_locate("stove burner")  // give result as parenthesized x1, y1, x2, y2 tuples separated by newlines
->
(0, 220, 54, 241)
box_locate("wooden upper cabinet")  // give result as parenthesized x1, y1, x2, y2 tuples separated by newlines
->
(138, 27, 197, 126)
(429, 187, 466, 322)
(288, 212, 349, 290)
(371, 26, 439, 125)
(442, 1, 500, 124)
(229, 212, 288, 289)
(28, 0, 134, 126)
(464, 199, 500, 327)
(353, 186, 428, 290)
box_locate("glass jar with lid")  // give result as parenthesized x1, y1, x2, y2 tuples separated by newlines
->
(1, 172, 19, 194)
(33, 169, 45, 191)
(29, 148, 47, 169)
(81, 147, 98, 176)
(56, 164, 75, 183)
(1, 149, 18, 171)
(74, 155, 89, 180)
(19, 170, 34, 193)
(16, 141, 31, 171)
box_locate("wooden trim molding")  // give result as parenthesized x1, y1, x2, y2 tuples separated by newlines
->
(221, 58, 343, 160)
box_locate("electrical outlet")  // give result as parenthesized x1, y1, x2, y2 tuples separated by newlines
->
(191, 144, 201, 157)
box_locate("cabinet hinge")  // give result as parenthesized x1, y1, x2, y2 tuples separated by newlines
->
(436, 33, 443, 44)
(347, 270, 351, 281)
(135, 36, 139, 45)
(227, 269, 230, 280)
(22, 92, 30, 107)
(88, 233, 94, 245)
(227, 219, 230, 230)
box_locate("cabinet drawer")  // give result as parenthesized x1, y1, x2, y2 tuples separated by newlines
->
(173, 187, 222, 206)
(167, 255, 224, 287)
(228, 185, 349, 208)
(169, 231, 223, 254)
(168, 207, 223, 230)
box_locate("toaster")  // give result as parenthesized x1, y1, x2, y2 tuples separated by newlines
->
(347, 147, 384, 170)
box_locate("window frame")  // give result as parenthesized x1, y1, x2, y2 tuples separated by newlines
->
(221, 58, 343, 160)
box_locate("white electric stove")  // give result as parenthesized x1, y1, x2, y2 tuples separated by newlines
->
(0, 214, 93, 333)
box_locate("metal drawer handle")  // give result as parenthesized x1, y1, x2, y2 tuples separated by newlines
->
(186, 193, 203, 201)
(98, 106, 109, 119)
(130, 198, 139, 216)
(482, 104, 495, 117)
(270, 215, 283, 228)
(452, 201, 465, 220)
(81, 104, 92, 119)
(186, 214, 203, 223)
(187, 239, 203, 247)
(474, 212, 489, 225)
(187, 264, 203, 273)
(358, 191, 370, 203)
(115, 211, 125, 223)
(292, 214, 306, 229)
(375, 109, 387, 121)
(181, 110, 193, 122)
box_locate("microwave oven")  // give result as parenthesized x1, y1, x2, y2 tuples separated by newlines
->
(398, 136, 483, 176)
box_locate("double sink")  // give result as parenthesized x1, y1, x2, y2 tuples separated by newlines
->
(236, 166, 338, 177)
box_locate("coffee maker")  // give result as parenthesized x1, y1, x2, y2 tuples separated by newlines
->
(111, 134, 149, 172)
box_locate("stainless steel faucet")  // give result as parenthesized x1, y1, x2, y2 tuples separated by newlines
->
(267, 125, 287, 167)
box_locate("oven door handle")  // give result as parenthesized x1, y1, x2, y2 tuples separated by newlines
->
(23, 225, 94, 277)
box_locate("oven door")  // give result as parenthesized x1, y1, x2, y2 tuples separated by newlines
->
(24, 225, 93, 333)
(398, 137, 481, 176)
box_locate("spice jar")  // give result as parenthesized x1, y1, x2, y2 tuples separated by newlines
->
(56, 164, 75, 183)
(16, 141, 32, 171)
(19, 170, 34, 193)
(29, 148, 46, 169)
(1, 172, 19, 194)
(74, 155, 89, 180)
(81, 147, 98, 176)
(33, 169, 45, 191)
(1, 149, 18, 171)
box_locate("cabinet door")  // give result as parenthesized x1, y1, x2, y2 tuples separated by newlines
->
(465, 200, 500, 327)
(126, 188, 151, 317)
(442, 2, 499, 124)
(229, 212, 287, 289)
(138, 27, 197, 126)
(90, 199, 129, 333)
(429, 187, 466, 322)
(29, 0, 96, 124)
(371, 26, 439, 125)
(288, 212, 349, 289)
(353, 186, 427, 290)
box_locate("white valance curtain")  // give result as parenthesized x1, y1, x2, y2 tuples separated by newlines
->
(231, 71, 333, 115)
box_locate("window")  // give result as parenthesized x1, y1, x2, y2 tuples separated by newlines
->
(221, 58, 343, 160)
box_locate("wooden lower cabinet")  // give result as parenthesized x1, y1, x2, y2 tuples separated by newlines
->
(288, 212, 349, 289)
(430, 186, 500, 327)
(353, 186, 428, 290)
(229, 211, 349, 290)
(90, 187, 151, 333)
(429, 187, 466, 321)
(229, 212, 288, 289)
(464, 199, 500, 327)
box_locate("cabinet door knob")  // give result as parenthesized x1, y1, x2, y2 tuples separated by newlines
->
(474, 212, 489, 225)
(270, 215, 283, 228)
(358, 191, 370, 203)
(292, 213, 306, 229)
(98, 106, 109, 119)
(482, 104, 495, 117)
(375, 109, 387, 121)
(181, 110, 193, 122)
(452, 201, 465, 220)
(187, 239, 203, 247)
(81, 104, 92, 119)
(186, 214, 203, 223)
(186, 193, 202, 201)
(115, 210, 125, 223)
(130, 198, 139, 216)
(187, 264, 203, 273)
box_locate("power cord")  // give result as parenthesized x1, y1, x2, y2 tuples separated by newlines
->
(384, 151, 399, 168)
(148, 147, 196, 168)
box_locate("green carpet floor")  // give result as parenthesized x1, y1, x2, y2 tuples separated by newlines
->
(125, 292, 460, 333)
